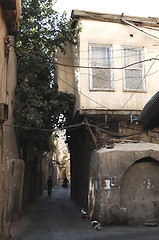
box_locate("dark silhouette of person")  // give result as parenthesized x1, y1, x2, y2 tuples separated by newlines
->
(47, 176, 52, 196)
(62, 175, 69, 188)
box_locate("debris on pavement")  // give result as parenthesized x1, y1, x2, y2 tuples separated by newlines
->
(91, 220, 101, 230)
(143, 222, 158, 227)
(81, 209, 87, 219)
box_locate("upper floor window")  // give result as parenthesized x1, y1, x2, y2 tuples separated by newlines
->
(123, 48, 145, 91)
(89, 44, 114, 90)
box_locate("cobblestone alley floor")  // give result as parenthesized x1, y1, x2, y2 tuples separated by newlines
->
(10, 185, 159, 240)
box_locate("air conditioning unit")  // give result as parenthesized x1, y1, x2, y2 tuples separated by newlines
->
(0, 103, 8, 121)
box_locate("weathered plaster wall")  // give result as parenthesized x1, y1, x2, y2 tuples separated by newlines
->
(6, 36, 19, 159)
(7, 159, 24, 221)
(56, 43, 75, 95)
(0, 5, 10, 240)
(5, 36, 25, 225)
(88, 143, 159, 225)
(0, 1, 22, 238)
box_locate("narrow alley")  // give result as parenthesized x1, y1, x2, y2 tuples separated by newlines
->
(10, 185, 159, 240)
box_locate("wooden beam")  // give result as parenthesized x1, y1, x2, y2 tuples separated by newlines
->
(84, 118, 98, 149)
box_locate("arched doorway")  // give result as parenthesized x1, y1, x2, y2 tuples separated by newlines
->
(120, 157, 159, 224)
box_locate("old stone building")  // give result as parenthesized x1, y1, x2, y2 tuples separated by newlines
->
(0, 1, 23, 239)
(56, 10, 159, 225)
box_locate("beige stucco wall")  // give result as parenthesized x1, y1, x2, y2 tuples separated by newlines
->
(79, 19, 159, 108)
(56, 43, 75, 95)
(79, 19, 159, 110)
(57, 14, 159, 115)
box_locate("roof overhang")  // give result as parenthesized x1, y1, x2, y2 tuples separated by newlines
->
(71, 9, 159, 27)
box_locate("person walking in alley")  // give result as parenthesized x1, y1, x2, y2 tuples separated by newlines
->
(47, 176, 52, 196)
(62, 174, 69, 188)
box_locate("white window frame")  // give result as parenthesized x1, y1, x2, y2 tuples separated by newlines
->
(122, 47, 146, 92)
(89, 44, 114, 91)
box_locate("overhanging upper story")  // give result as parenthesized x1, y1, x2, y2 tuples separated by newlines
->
(55, 10, 159, 121)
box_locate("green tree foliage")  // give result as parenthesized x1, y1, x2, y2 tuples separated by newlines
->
(59, 153, 67, 171)
(14, 0, 79, 157)
(50, 133, 57, 153)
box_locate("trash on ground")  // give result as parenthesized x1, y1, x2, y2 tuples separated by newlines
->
(143, 222, 158, 227)
(80, 209, 87, 218)
(91, 220, 101, 230)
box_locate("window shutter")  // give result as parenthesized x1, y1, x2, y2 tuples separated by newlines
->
(92, 69, 111, 88)
(125, 69, 142, 89)
(123, 48, 145, 91)
(89, 45, 113, 90)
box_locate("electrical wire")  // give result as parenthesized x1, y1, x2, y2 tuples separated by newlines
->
(10, 42, 159, 71)
(56, 54, 159, 124)
(54, 56, 159, 112)
(84, 121, 144, 138)
(56, 73, 110, 110)
(10, 43, 159, 72)
(5, 122, 86, 132)
(78, 44, 159, 54)
(9, 44, 159, 125)
(54, 57, 159, 70)
(107, 54, 159, 122)
(6, 25, 159, 141)
(56, 63, 159, 83)
(5, 120, 145, 138)
(57, 48, 159, 61)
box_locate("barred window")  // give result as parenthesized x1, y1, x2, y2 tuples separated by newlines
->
(123, 48, 145, 91)
(89, 45, 114, 90)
